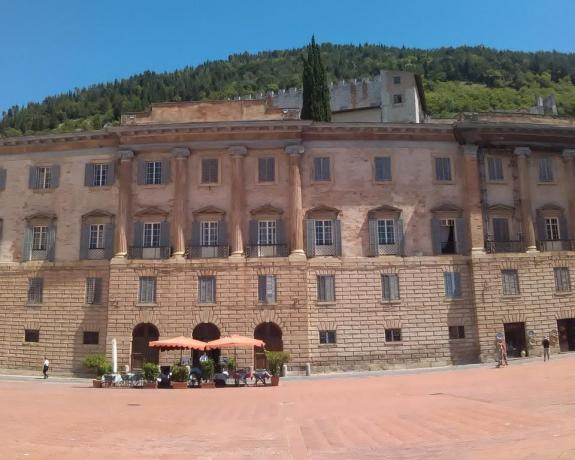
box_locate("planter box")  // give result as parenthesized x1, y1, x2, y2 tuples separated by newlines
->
(171, 381, 188, 389)
(271, 376, 280, 386)
(143, 382, 157, 389)
(92, 379, 102, 388)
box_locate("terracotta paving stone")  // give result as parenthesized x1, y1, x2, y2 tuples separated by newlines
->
(1, 357, 575, 459)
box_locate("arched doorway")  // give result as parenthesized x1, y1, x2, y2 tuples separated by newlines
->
(254, 322, 283, 369)
(192, 323, 220, 367)
(131, 323, 159, 370)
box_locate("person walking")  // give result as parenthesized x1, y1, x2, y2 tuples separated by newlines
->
(497, 340, 508, 367)
(542, 336, 551, 362)
(42, 357, 49, 379)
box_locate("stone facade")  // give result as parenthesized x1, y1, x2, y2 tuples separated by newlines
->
(1, 105, 575, 375)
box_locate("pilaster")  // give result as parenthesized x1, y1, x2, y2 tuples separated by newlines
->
(285, 144, 306, 259)
(114, 149, 134, 257)
(462, 144, 485, 255)
(514, 146, 537, 252)
(562, 149, 575, 241)
(172, 147, 190, 257)
(228, 145, 247, 257)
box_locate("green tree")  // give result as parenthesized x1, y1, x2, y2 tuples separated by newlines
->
(301, 36, 331, 122)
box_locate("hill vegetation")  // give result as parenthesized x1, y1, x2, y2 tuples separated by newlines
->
(2, 44, 575, 137)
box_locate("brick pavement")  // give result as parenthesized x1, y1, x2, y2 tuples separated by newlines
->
(1, 356, 574, 459)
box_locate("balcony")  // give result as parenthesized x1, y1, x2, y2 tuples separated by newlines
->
(86, 248, 106, 260)
(369, 243, 401, 256)
(128, 246, 171, 260)
(485, 235, 525, 254)
(30, 249, 48, 261)
(307, 244, 340, 257)
(246, 244, 289, 258)
(186, 244, 229, 259)
(537, 240, 575, 252)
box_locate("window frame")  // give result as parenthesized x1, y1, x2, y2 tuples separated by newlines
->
(393, 76, 401, 85)
(385, 328, 402, 342)
(200, 221, 218, 246)
(200, 158, 219, 185)
(313, 157, 331, 182)
(93, 163, 109, 187)
(317, 275, 336, 302)
(198, 276, 216, 304)
(138, 276, 157, 304)
(89, 224, 105, 250)
(85, 277, 102, 305)
(314, 220, 333, 247)
(143, 222, 161, 248)
(374, 156, 392, 182)
(32, 225, 48, 251)
(544, 217, 560, 240)
(538, 157, 554, 183)
(448, 325, 465, 340)
(83, 331, 100, 345)
(501, 269, 520, 296)
(443, 272, 462, 299)
(434, 157, 453, 183)
(144, 161, 162, 185)
(257, 157, 276, 183)
(38, 166, 52, 189)
(392, 94, 403, 105)
(554, 267, 571, 293)
(319, 330, 337, 345)
(24, 329, 40, 343)
(486, 156, 504, 182)
(257, 220, 277, 245)
(382, 274, 400, 301)
(27, 277, 43, 304)
(257, 275, 277, 304)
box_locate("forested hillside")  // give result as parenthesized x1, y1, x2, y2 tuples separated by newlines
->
(2, 44, 575, 137)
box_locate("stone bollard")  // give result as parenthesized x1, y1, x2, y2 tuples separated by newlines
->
(305, 363, 311, 376)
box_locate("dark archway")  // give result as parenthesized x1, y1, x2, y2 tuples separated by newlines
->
(192, 322, 221, 367)
(254, 322, 283, 369)
(131, 323, 159, 370)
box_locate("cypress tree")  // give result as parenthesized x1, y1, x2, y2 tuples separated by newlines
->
(301, 36, 332, 122)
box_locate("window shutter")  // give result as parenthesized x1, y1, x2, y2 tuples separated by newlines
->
(368, 218, 378, 256)
(305, 219, 315, 256)
(0, 167, 6, 191)
(191, 221, 201, 246)
(454, 272, 462, 297)
(84, 163, 95, 187)
(29, 166, 39, 189)
(258, 276, 266, 302)
(267, 276, 276, 303)
(107, 161, 116, 185)
(333, 220, 342, 256)
(94, 278, 102, 304)
(47, 224, 56, 261)
(160, 221, 170, 247)
(137, 160, 145, 185)
(376, 157, 391, 181)
(104, 223, 115, 259)
(210, 277, 216, 302)
(22, 225, 33, 261)
(396, 219, 404, 256)
(134, 221, 144, 247)
(392, 275, 400, 299)
(218, 220, 227, 245)
(538, 159, 546, 181)
(455, 218, 467, 255)
(326, 276, 335, 301)
(249, 220, 258, 245)
(431, 218, 442, 255)
(535, 212, 546, 240)
(79, 223, 90, 259)
(51, 165, 60, 188)
(276, 219, 285, 245)
(559, 212, 569, 240)
(444, 273, 452, 297)
(161, 159, 171, 184)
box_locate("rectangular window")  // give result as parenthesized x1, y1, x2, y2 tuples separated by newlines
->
(83, 331, 99, 345)
(393, 76, 401, 85)
(32, 226, 48, 251)
(374, 156, 392, 182)
(258, 275, 277, 304)
(27, 277, 43, 304)
(440, 219, 456, 254)
(89, 224, 105, 250)
(435, 157, 452, 182)
(85, 277, 102, 304)
(258, 157, 275, 183)
(382, 274, 400, 300)
(444, 272, 462, 298)
(198, 276, 216, 304)
(25, 329, 40, 343)
(545, 217, 560, 240)
(392, 94, 403, 104)
(554, 267, 571, 293)
(145, 161, 162, 185)
(492, 218, 510, 242)
(315, 220, 333, 246)
(93, 163, 109, 187)
(319, 330, 336, 344)
(258, 220, 276, 245)
(487, 157, 504, 181)
(502, 269, 520, 295)
(139, 276, 156, 303)
(313, 157, 331, 181)
(201, 221, 218, 246)
(539, 158, 554, 182)
(385, 328, 402, 342)
(38, 167, 52, 189)
(449, 326, 465, 339)
(201, 158, 219, 184)
(377, 219, 395, 245)
(317, 275, 336, 302)
(143, 223, 161, 248)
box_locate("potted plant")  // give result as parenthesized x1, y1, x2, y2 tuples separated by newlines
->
(142, 362, 160, 389)
(265, 351, 290, 386)
(170, 364, 190, 389)
(200, 357, 215, 388)
(82, 353, 112, 388)
(227, 356, 237, 373)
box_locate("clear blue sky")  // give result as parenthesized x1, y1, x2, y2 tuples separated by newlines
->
(1, 0, 573, 112)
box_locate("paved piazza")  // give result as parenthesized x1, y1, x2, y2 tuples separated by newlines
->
(1, 357, 575, 460)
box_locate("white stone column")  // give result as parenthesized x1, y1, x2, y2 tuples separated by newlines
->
(285, 144, 305, 258)
(514, 146, 537, 251)
(562, 149, 575, 241)
(462, 144, 485, 255)
(115, 150, 134, 257)
(172, 147, 190, 257)
(228, 145, 247, 257)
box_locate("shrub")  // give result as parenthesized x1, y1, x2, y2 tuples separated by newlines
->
(171, 364, 189, 382)
(265, 351, 290, 377)
(227, 356, 237, 372)
(142, 362, 160, 382)
(201, 357, 215, 381)
(82, 353, 112, 378)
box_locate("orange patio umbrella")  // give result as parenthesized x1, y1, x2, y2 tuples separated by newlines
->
(148, 336, 207, 351)
(204, 335, 266, 365)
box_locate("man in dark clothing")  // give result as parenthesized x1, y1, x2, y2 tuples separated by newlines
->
(542, 336, 550, 362)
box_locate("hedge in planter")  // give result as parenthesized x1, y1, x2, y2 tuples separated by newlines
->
(82, 353, 112, 378)
(201, 357, 215, 382)
(142, 362, 160, 387)
(265, 351, 290, 385)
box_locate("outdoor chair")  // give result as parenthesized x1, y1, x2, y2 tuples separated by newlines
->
(253, 369, 271, 386)
(232, 368, 251, 386)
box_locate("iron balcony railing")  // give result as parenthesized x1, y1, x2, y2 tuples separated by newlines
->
(186, 244, 229, 259)
(485, 234, 525, 254)
(86, 248, 106, 260)
(307, 244, 340, 257)
(369, 243, 401, 256)
(128, 246, 171, 260)
(246, 244, 289, 258)
(537, 239, 575, 252)
(30, 249, 49, 260)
